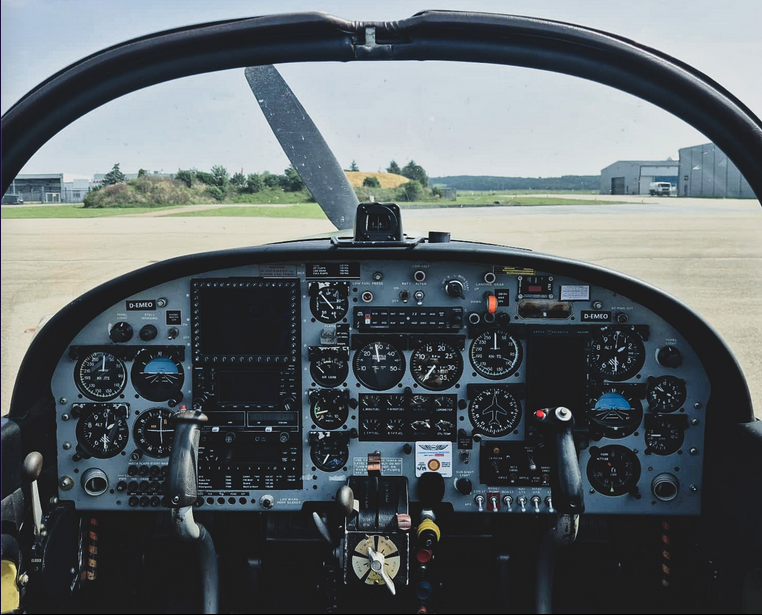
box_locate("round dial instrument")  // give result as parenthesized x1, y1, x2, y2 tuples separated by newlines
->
(644, 415, 685, 455)
(133, 407, 176, 458)
(353, 341, 405, 391)
(588, 389, 643, 439)
(646, 375, 687, 413)
(469, 329, 522, 379)
(76, 404, 129, 458)
(309, 282, 349, 323)
(309, 389, 349, 429)
(410, 340, 463, 390)
(131, 348, 184, 402)
(586, 445, 641, 496)
(589, 328, 645, 381)
(310, 354, 349, 387)
(75, 351, 127, 400)
(309, 431, 349, 472)
(468, 387, 522, 437)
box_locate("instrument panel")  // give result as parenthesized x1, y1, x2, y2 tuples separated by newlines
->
(51, 254, 709, 515)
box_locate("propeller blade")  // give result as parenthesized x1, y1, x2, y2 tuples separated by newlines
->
(245, 65, 359, 230)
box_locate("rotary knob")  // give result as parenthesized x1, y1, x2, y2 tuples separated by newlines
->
(109, 321, 133, 343)
(444, 279, 465, 299)
(657, 345, 683, 368)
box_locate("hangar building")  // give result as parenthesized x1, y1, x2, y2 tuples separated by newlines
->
(600, 160, 679, 196)
(5, 174, 92, 203)
(678, 143, 754, 198)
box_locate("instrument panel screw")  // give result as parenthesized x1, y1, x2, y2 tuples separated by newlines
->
(689, 447, 698, 455)
(690, 485, 698, 492)
(691, 418, 700, 426)
(59, 476, 74, 490)
(59, 397, 67, 405)
(694, 402, 702, 409)
(62, 442, 71, 450)
(61, 414, 70, 421)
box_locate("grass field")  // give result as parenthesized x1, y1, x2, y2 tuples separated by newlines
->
(1, 192, 624, 219)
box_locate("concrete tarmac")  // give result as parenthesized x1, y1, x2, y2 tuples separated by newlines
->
(2, 197, 760, 418)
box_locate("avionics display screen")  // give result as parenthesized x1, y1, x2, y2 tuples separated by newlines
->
(525, 331, 588, 419)
(193, 279, 297, 357)
(217, 370, 280, 404)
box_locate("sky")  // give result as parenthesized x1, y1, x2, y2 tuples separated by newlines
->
(2, 0, 761, 179)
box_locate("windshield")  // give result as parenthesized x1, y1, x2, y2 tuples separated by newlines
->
(1, 1, 760, 422)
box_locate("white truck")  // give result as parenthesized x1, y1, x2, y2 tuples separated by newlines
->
(649, 181, 672, 196)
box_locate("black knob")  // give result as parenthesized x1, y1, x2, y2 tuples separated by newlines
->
(455, 478, 473, 496)
(418, 472, 445, 507)
(139, 324, 158, 341)
(657, 345, 683, 368)
(109, 321, 133, 343)
(445, 279, 465, 299)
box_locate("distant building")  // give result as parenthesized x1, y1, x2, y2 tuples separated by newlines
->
(4, 173, 93, 203)
(599, 161, 679, 196)
(678, 143, 754, 198)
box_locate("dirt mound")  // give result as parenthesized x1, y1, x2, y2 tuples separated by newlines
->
(345, 171, 409, 188)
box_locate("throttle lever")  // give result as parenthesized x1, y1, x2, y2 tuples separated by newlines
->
(532, 407, 585, 515)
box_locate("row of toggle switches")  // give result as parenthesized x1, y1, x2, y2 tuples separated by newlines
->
(474, 493, 555, 513)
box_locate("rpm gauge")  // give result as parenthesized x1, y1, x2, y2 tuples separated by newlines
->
(75, 350, 127, 401)
(353, 341, 405, 391)
(469, 330, 522, 379)
(589, 327, 645, 381)
(131, 348, 185, 402)
(133, 407, 176, 458)
(468, 387, 522, 437)
(410, 341, 463, 390)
